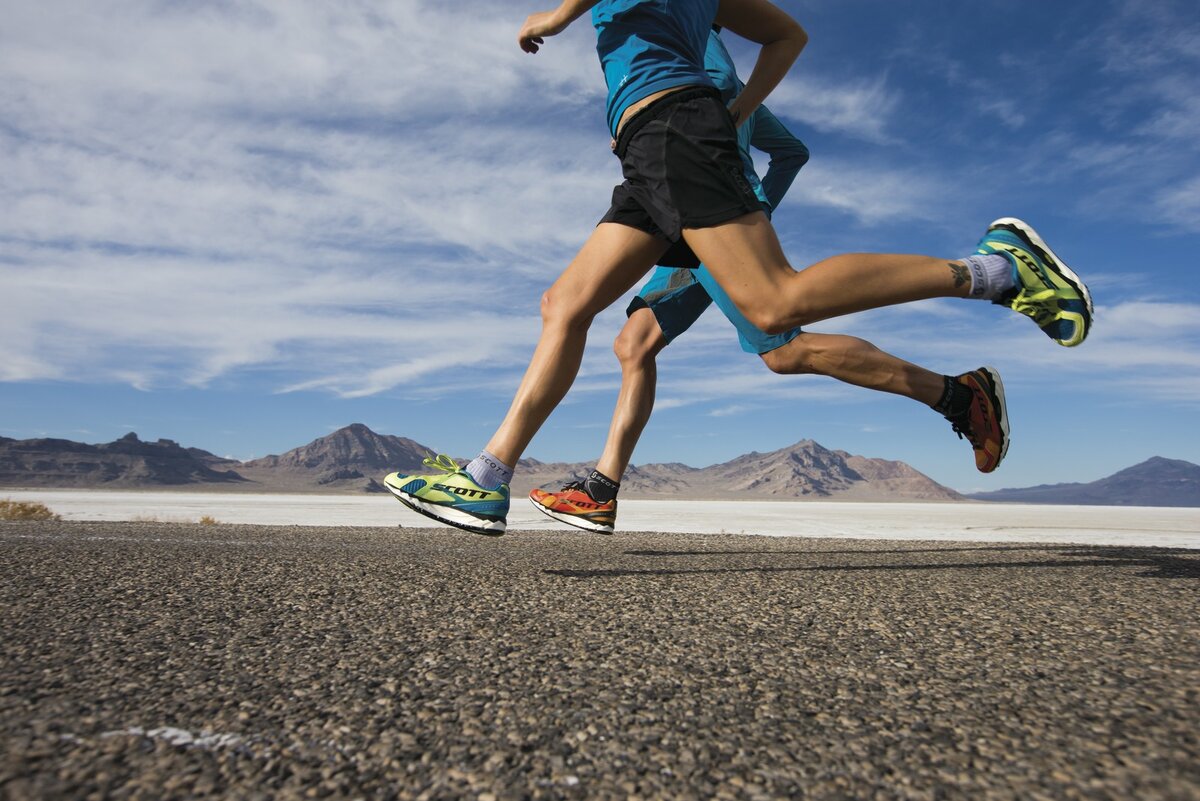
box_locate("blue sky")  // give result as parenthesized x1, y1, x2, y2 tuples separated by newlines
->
(2, 0, 1198, 494)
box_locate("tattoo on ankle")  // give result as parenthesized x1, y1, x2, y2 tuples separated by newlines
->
(950, 262, 969, 289)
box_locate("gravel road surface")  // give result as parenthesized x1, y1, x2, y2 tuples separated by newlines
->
(2, 521, 1197, 800)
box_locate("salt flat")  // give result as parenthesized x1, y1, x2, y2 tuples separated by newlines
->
(4, 489, 1197, 548)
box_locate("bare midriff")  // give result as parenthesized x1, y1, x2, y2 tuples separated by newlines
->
(615, 85, 691, 138)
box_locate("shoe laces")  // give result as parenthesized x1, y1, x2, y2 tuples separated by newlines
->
(559, 480, 606, 502)
(946, 412, 976, 446)
(422, 453, 462, 474)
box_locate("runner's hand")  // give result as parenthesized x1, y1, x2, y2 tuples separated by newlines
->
(519, 11, 567, 53)
(727, 99, 746, 128)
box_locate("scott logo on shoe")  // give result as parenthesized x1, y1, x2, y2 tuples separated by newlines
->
(563, 498, 600, 510)
(434, 483, 493, 499)
(1008, 249, 1050, 285)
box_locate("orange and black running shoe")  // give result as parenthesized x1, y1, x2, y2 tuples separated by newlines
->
(946, 366, 1009, 473)
(529, 482, 617, 534)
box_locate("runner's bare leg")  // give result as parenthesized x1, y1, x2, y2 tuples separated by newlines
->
(594, 308, 668, 481)
(681, 211, 970, 334)
(483, 224, 669, 466)
(759, 332, 945, 405)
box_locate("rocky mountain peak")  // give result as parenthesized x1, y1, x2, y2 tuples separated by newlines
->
(243, 424, 429, 475)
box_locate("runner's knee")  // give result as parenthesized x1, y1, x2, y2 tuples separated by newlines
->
(760, 335, 816, 375)
(746, 282, 816, 333)
(760, 345, 803, 374)
(612, 328, 645, 367)
(746, 302, 797, 336)
(613, 312, 663, 366)
(541, 288, 593, 333)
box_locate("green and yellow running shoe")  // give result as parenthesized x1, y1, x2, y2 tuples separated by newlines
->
(977, 217, 1093, 347)
(383, 454, 509, 536)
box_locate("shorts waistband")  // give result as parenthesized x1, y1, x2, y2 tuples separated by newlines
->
(614, 85, 722, 159)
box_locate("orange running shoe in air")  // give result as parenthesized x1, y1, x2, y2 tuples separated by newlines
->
(946, 367, 1009, 473)
(529, 482, 617, 534)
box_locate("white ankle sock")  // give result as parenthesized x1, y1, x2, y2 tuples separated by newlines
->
(466, 449, 513, 489)
(960, 254, 1014, 300)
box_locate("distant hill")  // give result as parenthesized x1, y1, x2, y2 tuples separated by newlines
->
(237, 423, 431, 493)
(0, 424, 961, 501)
(967, 457, 1200, 507)
(516, 438, 962, 502)
(0, 432, 248, 488)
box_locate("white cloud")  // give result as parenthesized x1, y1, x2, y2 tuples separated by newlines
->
(0, 0, 971, 400)
(1154, 176, 1200, 231)
(708, 404, 752, 417)
(0, 0, 620, 397)
(2, 0, 1197, 433)
(766, 74, 899, 143)
(780, 159, 951, 224)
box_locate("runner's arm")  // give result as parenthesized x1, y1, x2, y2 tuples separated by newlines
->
(715, 0, 807, 127)
(519, 0, 601, 53)
(748, 104, 809, 211)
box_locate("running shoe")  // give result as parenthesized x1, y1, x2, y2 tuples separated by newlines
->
(383, 454, 509, 536)
(945, 367, 1009, 473)
(976, 217, 1093, 347)
(529, 482, 617, 534)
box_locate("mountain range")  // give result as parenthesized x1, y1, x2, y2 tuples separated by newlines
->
(2, 424, 1197, 506)
(966, 456, 1200, 508)
(0, 423, 958, 502)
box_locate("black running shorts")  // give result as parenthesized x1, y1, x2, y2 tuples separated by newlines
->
(599, 85, 764, 267)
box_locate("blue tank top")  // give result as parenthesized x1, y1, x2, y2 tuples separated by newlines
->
(592, 0, 718, 136)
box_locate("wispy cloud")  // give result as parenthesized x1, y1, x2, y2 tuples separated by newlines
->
(0, 0, 984, 399)
(780, 159, 951, 224)
(765, 74, 900, 143)
(2, 0, 1197, 487)
(0, 0, 611, 396)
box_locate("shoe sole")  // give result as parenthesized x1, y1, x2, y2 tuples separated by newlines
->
(978, 365, 1010, 471)
(990, 217, 1093, 344)
(529, 497, 614, 534)
(385, 481, 506, 536)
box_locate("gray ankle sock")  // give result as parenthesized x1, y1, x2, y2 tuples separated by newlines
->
(465, 450, 513, 489)
(960, 254, 1014, 299)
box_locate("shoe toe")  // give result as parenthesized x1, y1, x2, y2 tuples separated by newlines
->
(1042, 319, 1074, 345)
(1043, 312, 1088, 347)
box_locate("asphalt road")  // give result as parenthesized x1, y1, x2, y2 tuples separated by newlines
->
(2, 521, 1197, 800)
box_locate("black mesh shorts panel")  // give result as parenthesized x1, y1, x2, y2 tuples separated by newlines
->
(598, 86, 764, 255)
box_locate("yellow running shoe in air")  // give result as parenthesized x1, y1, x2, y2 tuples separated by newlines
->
(977, 217, 1093, 347)
(384, 454, 509, 536)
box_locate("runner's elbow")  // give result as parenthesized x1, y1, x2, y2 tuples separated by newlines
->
(790, 21, 809, 53)
(775, 143, 809, 170)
